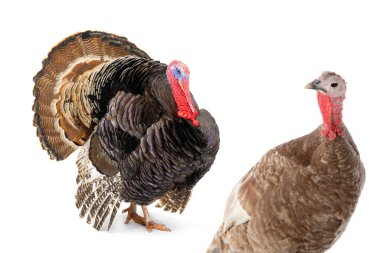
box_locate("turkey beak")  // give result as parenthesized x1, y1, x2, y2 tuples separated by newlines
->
(305, 79, 327, 93)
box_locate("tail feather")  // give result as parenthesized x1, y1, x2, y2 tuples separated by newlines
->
(33, 31, 150, 160)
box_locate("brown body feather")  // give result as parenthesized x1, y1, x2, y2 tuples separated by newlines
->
(208, 125, 364, 253)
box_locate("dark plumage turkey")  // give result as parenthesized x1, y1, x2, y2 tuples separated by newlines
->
(33, 31, 220, 231)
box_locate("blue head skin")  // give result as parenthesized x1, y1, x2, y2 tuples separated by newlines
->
(172, 66, 189, 83)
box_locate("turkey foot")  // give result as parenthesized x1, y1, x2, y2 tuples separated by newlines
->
(142, 205, 171, 232)
(122, 203, 171, 232)
(122, 203, 145, 225)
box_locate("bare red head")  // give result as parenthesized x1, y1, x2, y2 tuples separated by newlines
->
(305, 72, 347, 140)
(166, 60, 199, 126)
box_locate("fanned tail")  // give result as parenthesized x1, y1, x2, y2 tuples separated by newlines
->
(33, 31, 150, 160)
(76, 139, 124, 230)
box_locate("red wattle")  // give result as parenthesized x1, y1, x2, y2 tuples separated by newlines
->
(317, 92, 344, 141)
(167, 62, 199, 127)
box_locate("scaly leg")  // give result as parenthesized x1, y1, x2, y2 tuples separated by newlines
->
(141, 205, 171, 232)
(122, 203, 145, 225)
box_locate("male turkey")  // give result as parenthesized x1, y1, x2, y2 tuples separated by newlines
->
(207, 72, 364, 252)
(33, 31, 220, 231)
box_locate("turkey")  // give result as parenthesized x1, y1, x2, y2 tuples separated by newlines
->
(33, 31, 220, 231)
(207, 72, 364, 253)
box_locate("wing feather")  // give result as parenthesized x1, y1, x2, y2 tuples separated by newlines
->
(75, 139, 124, 230)
(156, 188, 193, 214)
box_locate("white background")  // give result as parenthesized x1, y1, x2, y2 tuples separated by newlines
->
(1, 0, 379, 252)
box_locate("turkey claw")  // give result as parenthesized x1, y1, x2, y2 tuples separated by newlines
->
(145, 221, 171, 232)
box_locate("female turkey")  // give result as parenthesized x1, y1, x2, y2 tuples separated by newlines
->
(33, 31, 220, 231)
(207, 72, 364, 252)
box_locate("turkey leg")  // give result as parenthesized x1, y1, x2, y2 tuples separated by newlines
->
(141, 205, 171, 232)
(122, 203, 145, 225)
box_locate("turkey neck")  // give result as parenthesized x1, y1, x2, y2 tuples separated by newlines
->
(316, 134, 359, 176)
(317, 92, 344, 141)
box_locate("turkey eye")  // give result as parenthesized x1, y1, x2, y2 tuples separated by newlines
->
(173, 68, 182, 79)
(331, 83, 338, 88)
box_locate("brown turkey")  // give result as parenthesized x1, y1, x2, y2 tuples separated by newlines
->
(207, 72, 364, 253)
(32, 31, 220, 231)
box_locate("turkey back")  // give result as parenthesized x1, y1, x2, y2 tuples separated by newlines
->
(33, 31, 150, 160)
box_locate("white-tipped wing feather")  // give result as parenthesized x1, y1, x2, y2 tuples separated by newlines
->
(76, 139, 124, 231)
